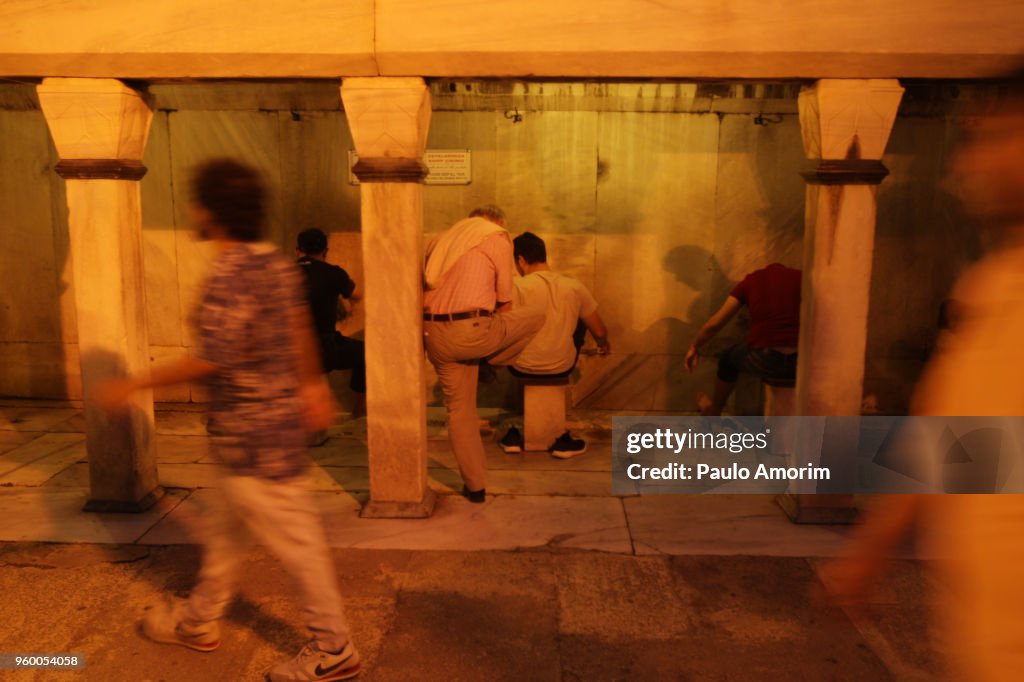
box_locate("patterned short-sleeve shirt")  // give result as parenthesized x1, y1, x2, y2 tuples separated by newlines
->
(194, 243, 308, 480)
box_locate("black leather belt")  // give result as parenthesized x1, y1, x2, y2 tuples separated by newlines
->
(423, 309, 493, 322)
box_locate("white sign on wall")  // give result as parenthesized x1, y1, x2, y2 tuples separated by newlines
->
(347, 149, 472, 185)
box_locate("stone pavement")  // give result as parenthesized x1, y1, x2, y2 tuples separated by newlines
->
(0, 400, 942, 680)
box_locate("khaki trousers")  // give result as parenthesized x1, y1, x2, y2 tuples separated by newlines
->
(424, 306, 544, 490)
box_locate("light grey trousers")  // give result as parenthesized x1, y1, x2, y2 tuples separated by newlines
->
(184, 471, 350, 652)
(424, 306, 544, 491)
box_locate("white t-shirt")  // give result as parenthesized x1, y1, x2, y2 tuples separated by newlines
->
(512, 271, 598, 374)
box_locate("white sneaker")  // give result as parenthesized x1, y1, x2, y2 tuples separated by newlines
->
(266, 640, 360, 681)
(141, 598, 220, 652)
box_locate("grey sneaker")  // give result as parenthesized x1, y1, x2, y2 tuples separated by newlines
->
(141, 598, 220, 652)
(266, 640, 360, 681)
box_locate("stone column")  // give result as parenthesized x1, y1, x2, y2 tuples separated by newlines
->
(340, 77, 435, 518)
(37, 78, 161, 512)
(779, 79, 905, 523)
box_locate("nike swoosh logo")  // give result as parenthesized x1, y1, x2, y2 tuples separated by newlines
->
(314, 655, 354, 677)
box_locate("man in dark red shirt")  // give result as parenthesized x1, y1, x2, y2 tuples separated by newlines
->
(684, 263, 801, 415)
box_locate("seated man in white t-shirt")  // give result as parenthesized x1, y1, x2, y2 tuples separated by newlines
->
(500, 232, 610, 458)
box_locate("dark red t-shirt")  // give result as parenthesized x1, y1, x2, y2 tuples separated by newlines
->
(729, 264, 801, 349)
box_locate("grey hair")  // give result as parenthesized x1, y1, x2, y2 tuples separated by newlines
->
(468, 204, 506, 224)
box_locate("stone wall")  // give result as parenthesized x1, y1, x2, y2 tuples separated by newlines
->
(0, 80, 982, 413)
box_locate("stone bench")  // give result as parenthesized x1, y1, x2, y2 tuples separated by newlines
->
(764, 383, 796, 416)
(517, 375, 570, 451)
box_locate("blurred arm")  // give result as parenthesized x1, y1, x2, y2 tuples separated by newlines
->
(92, 358, 217, 411)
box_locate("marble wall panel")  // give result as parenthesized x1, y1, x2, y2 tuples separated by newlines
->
(278, 110, 361, 244)
(706, 114, 805, 356)
(167, 110, 284, 349)
(147, 346, 190, 403)
(866, 115, 979, 412)
(593, 112, 719, 352)
(0, 342, 80, 399)
(714, 115, 804, 283)
(495, 111, 598, 234)
(140, 111, 182, 347)
(423, 111, 499, 232)
(0, 83, 989, 415)
(578, 112, 719, 410)
(0, 110, 63, 344)
(328, 232, 365, 338)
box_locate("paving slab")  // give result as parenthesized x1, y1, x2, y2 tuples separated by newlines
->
(1, 440, 86, 486)
(0, 406, 80, 432)
(0, 432, 84, 478)
(0, 543, 938, 682)
(368, 553, 561, 682)
(427, 439, 613, 473)
(0, 487, 188, 544)
(140, 489, 632, 554)
(625, 494, 853, 557)
(309, 439, 371, 467)
(325, 494, 632, 553)
(809, 557, 946, 680)
(428, 466, 613, 497)
(0, 429, 39, 455)
(136, 487, 364, 545)
(47, 411, 87, 433)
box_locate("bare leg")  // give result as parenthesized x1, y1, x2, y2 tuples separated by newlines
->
(697, 378, 735, 416)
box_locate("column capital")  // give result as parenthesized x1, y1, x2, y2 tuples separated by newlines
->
(37, 77, 152, 165)
(340, 77, 431, 163)
(798, 79, 904, 161)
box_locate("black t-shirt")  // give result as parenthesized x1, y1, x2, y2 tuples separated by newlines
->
(296, 256, 356, 336)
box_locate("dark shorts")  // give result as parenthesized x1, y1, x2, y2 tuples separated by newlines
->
(319, 331, 366, 393)
(716, 343, 797, 387)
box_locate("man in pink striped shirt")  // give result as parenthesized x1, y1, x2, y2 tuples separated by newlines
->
(423, 205, 544, 502)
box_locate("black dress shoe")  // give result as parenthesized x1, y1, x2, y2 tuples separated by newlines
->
(461, 485, 486, 503)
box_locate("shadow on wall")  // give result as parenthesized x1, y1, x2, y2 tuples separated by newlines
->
(572, 244, 756, 414)
(867, 113, 984, 414)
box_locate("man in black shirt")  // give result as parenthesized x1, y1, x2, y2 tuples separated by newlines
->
(296, 228, 366, 419)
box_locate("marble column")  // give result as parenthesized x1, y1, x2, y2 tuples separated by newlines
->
(340, 77, 435, 518)
(779, 79, 905, 524)
(37, 78, 161, 512)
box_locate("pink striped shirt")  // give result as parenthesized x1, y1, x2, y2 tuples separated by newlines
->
(424, 233, 515, 314)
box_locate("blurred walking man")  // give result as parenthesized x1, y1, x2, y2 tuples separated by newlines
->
(95, 159, 359, 681)
(823, 72, 1024, 681)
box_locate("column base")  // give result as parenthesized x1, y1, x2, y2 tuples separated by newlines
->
(360, 488, 437, 519)
(775, 493, 858, 525)
(83, 485, 165, 513)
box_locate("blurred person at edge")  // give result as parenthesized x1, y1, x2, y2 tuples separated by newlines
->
(823, 74, 1024, 681)
(93, 159, 360, 682)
